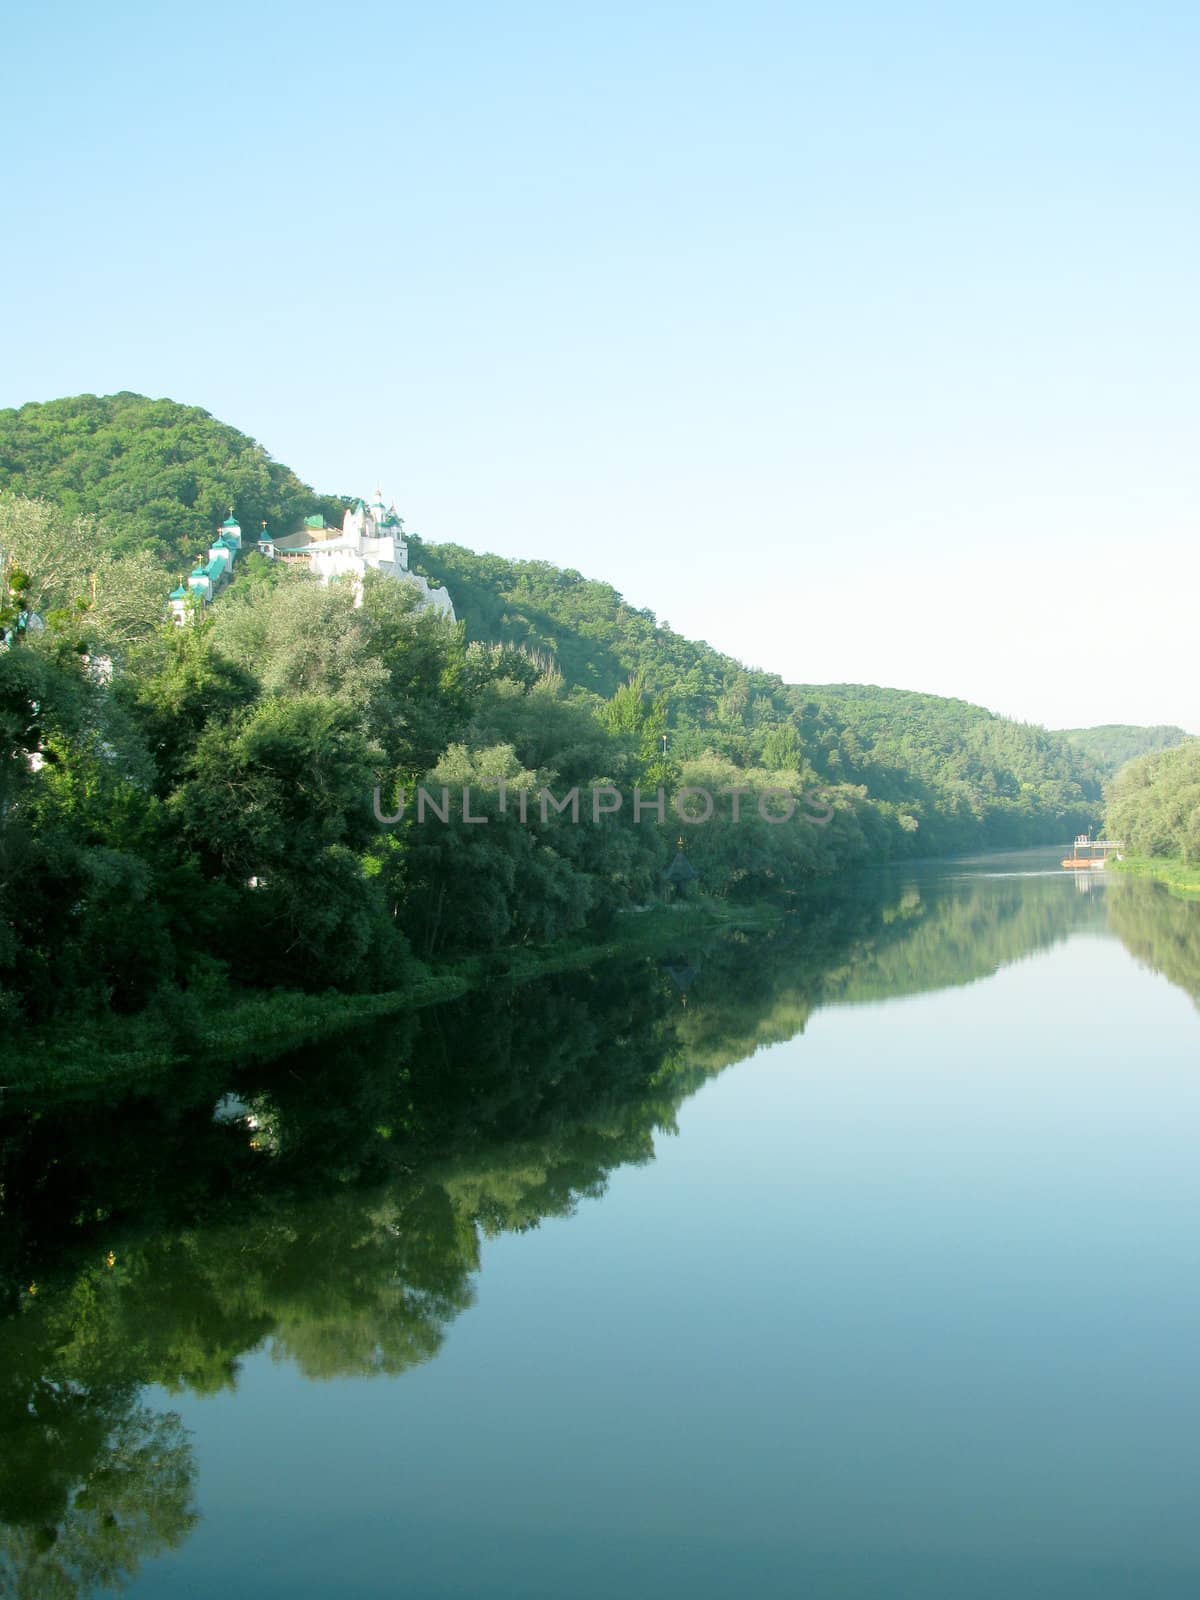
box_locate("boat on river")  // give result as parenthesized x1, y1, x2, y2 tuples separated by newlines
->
(1062, 835, 1122, 871)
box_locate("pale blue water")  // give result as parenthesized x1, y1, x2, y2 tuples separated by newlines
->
(4, 859, 1200, 1597)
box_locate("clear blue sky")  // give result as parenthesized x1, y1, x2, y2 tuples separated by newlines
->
(4, 1, 1197, 730)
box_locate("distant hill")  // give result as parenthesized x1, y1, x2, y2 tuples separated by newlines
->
(413, 543, 1101, 850)
(1057, 724, 1195, 778)
(0, 392, 346, 569)
(3, 391, 1102, 851)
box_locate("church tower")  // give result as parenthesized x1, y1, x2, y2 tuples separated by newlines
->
(218, 509, 242, 551)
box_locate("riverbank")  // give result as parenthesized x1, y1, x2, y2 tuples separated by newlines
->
(3, 898, 784, 1100)
(1109, 855, 1200, 899)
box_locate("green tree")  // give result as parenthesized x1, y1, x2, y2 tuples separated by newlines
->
(170, 695, 402, 988)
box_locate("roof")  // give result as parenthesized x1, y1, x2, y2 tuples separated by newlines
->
(222, 516, 240, 529)
(211, 536, 235, 551)
(204, 557, 225, 579)
(189, 567, 209, 579)
(303, 514, 325, 530)
(258, 527, 273, 542)
(169, 585, 188, 600)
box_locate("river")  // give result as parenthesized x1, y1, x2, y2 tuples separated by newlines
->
(2, 853, 1199, 1598)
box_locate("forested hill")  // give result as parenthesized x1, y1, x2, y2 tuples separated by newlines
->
(411, 540, 776, 709)
(2, 392, 1101, 852)
(0, 392, 346, 566)
(414, 541, 1100, 849)
(1106, 741, 1200, 864)
(1057, 723, 1195, 778)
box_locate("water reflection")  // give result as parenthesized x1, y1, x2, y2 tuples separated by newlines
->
(1107, 877, 1200, 1002)
(0, 864, 1196, 1594)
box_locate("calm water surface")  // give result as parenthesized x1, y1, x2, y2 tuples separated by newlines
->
(3, 854, 1199, 1597)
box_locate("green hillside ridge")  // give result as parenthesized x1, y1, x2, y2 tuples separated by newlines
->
(0, 390, 1116, 1068)
(0, 392, 347, 567)
(412, 541, 1101, 852)
(1105, 739, 1200, 881)
(0, 392, 1103, 868)
(1057, 723, 1195, 778)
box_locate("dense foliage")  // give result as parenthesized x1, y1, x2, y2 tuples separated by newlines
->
(1058, 723, 1194, 778)
(1, 497, 886, 1035)
(0, 391, 1104, 856)
(0, 393, 346, 570)
(1105, 740, 1200, 864)
(415, 542, 1101, 851)
(0, 396, 1113, 1038)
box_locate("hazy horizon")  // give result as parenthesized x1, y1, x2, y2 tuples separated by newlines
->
(6, 3, 1197, 731)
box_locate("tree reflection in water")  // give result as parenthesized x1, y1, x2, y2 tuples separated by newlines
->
(1, 866, 1194, 1595)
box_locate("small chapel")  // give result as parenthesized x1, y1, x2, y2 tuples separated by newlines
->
(169, 492, 454, 622)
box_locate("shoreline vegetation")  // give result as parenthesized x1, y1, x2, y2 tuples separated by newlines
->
(1104, 740, 1200, 899)
(2, 394, 1192, 1098)
(1109, 855, 1200, 899)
